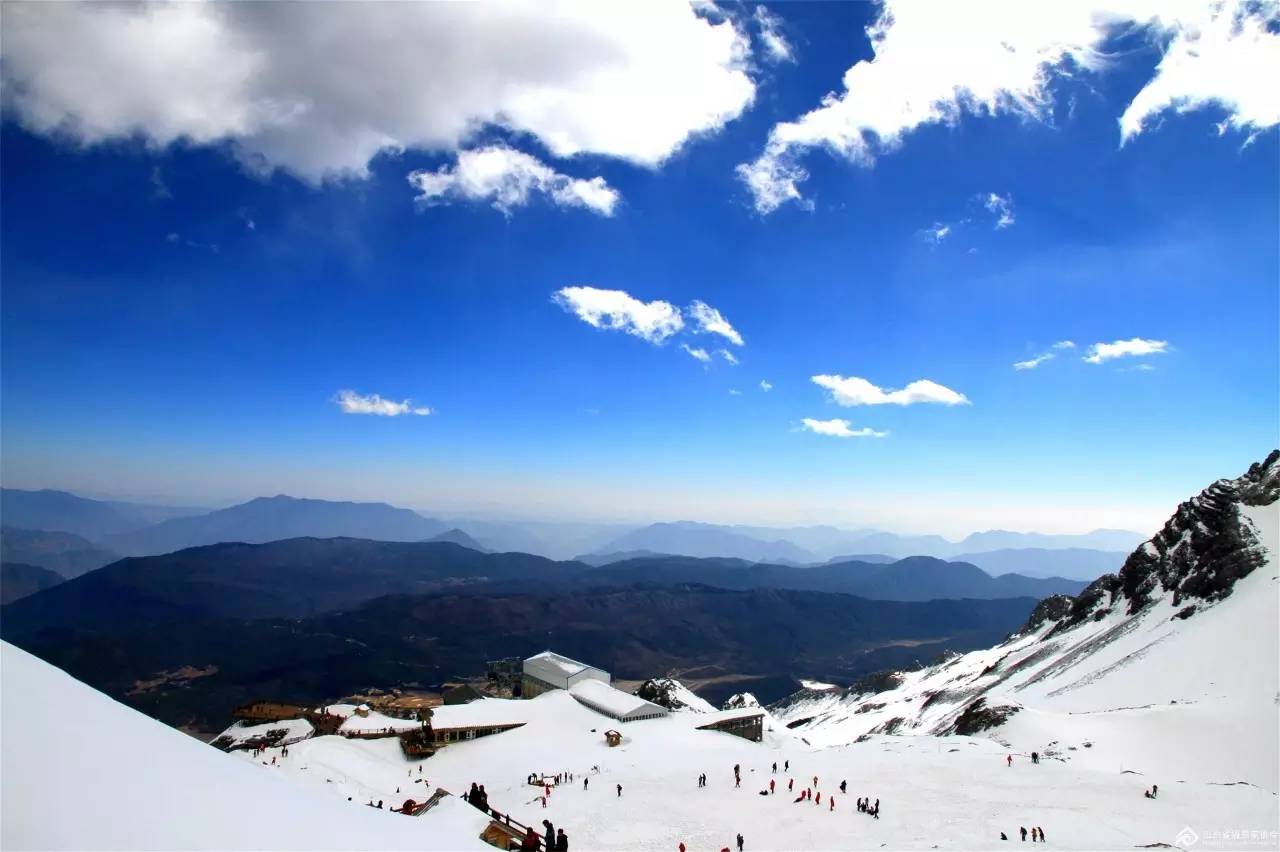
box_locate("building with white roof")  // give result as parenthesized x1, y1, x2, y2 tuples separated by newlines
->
(520, 650, 610, 699)
(568, 679, 668, 723)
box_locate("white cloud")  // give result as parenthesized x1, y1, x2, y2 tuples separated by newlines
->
(1, 2, 756, 182)
(1119, 2, 1280, 143)
(682, 344, 713, 363)
(553, 286, 683, 344)
(719, 348, 739, 365)
(334, 389, 432, 417)
(1014, 339, 1076, 370)
(921, 222, 951, 244)
(1013, 353, 1055, 370)
(800, 418, 888, 438)
(759, 379, 773, 391)
(1083, 337, 1170, 364)
(408, 145, 619, 216)
(687, 300, 745, 346)
(812, 374, 970, 406)
(753, 6, 795, 63)
(728, 388, 743, 396)
(984, 193, 1015, 229)
(737, 0, 1280, 213)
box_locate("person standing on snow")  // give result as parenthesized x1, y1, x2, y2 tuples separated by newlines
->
(1020, 827, 1027, 842)
(543, 819, 555, 851)
(736, 833, 744, 852)
(556, 828, 568, 851)
(1007, 755, 1013, 767)
(583, 778, 588, 791)
(829, 796, 835, 812)
(840, 780, 847, 794)
(616, 784, 622, 797)
(769, 779, 775, 794)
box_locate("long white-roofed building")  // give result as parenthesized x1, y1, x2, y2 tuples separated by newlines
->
(568, 679, 668, 722)
(520, 650, 610, 699)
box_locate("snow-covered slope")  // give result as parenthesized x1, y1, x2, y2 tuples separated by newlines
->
(0, 642, 491, 851)
(635, 677, 717, 713)
(772, 452, 1280, 792)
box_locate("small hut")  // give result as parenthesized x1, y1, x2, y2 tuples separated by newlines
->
(604, 729, 622, 747)
(354, 703, 371, 718)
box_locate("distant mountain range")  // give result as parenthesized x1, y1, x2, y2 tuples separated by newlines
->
(0, 488, 202, 539)
(587, 554, 1088, 601)
(0, 526, 120, 578)
(0, 488, 1144, 581)
(590, 521, 1146, 563)
(102, 495, 450, 556)
(425, 528, 492, 552)
(1, 562, 65, 605)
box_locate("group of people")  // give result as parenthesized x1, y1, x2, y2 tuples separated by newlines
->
(1012, 826, 1044, 842)
(463, 782, 490, 812)
(1144, 784, 1159, 799)
(855, 797, 879, 818)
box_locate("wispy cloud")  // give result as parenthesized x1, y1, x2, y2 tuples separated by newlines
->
(984, 193, 1015, 229)
(920, 222, 951, 244)
(553, 286, 683, 344)
(719, 349, 739, 365)
(334, 389, 432, 417)
(753, 6, 794, 63)
(800, 417, 888, 438)
(409, 145, 619, 217)
(687, 300, 744, 346)
(736, 1, 1279, 213)
(1013, 340, 1076, 370)
(812, 374, 969, 406)
(681, 344, 712, 363)
(1083, 337, 1170, 364)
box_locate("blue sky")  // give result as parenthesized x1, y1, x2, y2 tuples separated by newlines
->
(1, 1, 1276, 535)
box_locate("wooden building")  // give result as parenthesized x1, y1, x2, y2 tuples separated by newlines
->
(232, 700, 308, 723)
(695, 709, 765, 742)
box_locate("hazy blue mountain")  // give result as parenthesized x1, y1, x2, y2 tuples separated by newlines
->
(838, 531, 956, 558)
(1, 562, 65, 605)
(590, 553, 1087, 602)
(575, 549, 674, 566)
(0, 526, 120, 578)
(822, 553, 897, 565)
(0, 488, 187, 540)
(103, 495, 449, 556)
(725, 524, 880, 560)
(592, 521, 818, 563)
(952, 547, 1129, 581)
(426, 528, 492, 552)
(955, 529, 1147, 553)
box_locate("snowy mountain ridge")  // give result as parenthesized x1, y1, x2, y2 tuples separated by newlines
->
(771, 451, 1280, 792)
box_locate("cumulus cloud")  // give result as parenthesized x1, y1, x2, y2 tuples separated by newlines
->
(553, 286, 683, 344)
(760, 379, 773, 391)
(737, 0, 1280, 213)
(812, 374, 970, 406)
(1053, 340, 1076, 350)
(753, 6, 795, 63)
(682, 344, 713, 363)
(1, 2, 756, 182)
(984, 193, 1015, 229)
(800, 418, 888, 438)
(408, 145, 619, 216)
(334, 389, 432, 416)
(1083, 337, 1170, 363)
(687, 300, 745, 346)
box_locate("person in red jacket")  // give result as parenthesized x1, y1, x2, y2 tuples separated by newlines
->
(769, 779, 775, 795)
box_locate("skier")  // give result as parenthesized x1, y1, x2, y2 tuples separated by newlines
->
(1020, 827, 1027, 842)
(737, 833, 744, 852)
(617, 784, 622, 797)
